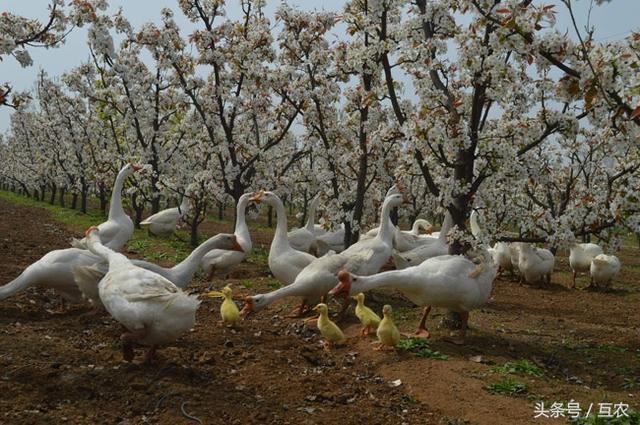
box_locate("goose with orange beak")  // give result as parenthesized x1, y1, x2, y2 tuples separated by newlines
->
(242, 185, 408, 319)
(71, 163, 144, 252)
(330, 249, 497, 345)
(83, 226, 201, 363)
(73, 233, 243, 308)
(201, 193, 253, 280)
(249, 190, 316, 287)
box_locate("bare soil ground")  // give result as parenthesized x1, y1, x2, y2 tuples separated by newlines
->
(1, 196, 639, 425)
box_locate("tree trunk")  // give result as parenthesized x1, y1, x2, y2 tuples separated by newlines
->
(59, 188, 66, 208)
(98, 183, 108, 216)
(71, 193, 78, 210)
(442, 147, 476, 331)
(267, 205, 273, 228)
(49, 184, 57, 205)
(151, 194, 161, 215)
(390, 207, 399, 226)
(39, 185, 46, 201)
(218, 202, 224, 221)
(299, 191, 309, 228)
(189, 201, 204, 248)
(80, 183, 88, 214)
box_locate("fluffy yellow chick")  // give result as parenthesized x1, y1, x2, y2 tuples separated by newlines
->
(312, 303, 345, 350)
(353, 293, 381, 336)
(205, 285, 240, 323)
(376, 304, 401, 350)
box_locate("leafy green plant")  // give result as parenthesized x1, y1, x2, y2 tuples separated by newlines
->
(397, 337, 430, 350)
(239, 280, 253, 289)
(622, 377, 640, 390)
(492, 360, 543, 377)
(127, 239, 150, 252)
(398, 338, 449, 360)
(265, 279, 282, 289)
(485, 379, 527, 396)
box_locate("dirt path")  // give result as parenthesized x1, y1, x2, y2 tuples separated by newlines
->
(1, 196, 639, 424)
(0, 198, 435, 424)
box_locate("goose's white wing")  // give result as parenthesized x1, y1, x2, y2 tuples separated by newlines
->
(141, 208, 180, 225)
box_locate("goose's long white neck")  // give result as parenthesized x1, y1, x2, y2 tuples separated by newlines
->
(470, 210, 481, 239)
(376, 198, 396, 243)
(305, 196, 320, 232)
(270, 196, 291, 249)
(170, 235, 227, 284)
(87, 234, 128, 268)
(235, 195, 251, 249)
(438, 213, 453, 242)
(411, 219, 429, 235)
(261, 282, 304, 307)
(351, 268, 416, 294)
(109, 167, 129, 219)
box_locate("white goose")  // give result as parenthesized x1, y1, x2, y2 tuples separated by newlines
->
(569, 243, 603, 287)
(84, 226, 200, 363)
(288, 194, 322, 254)
(469, 210, 512, 273)
(71, 163, 141, 251)
(392, 213, 452, 269)
(201, 193, 253, 279)
(74, 233, 243, 307)
(509, 243, 521, 273)
(360, 218, 433, 247)
(516, 243, 554, 285)
(0, 248, 101, 304)
(589, 254, 621, 287)
(330, 250, 497, 344)
(315, 224, 345, 255)
(313, 224, 328, 236)
(251, 191, 316, 286)
(407, 218, 434, 236)
(242, 190, 407, 317)
(140, 197, 190, 237)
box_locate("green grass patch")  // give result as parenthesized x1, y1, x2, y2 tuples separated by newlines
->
(622, 377, 640, 390)
(0, 191, 193, 267)
(0, 190, 103, 231)
(265, 278, 282, 289)
(239, 280, 254, 289)
(485, 379, 528, 396)
(248, 246, 269, 267)
(492, 360, 543, 377)
(398, 338, 450, 360)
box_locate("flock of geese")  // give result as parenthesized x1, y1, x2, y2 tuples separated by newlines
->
(0, 163, 623, 362)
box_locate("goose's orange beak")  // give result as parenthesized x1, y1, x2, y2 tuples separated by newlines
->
(84, 226, 99, 236)
(131, 164, 143, 172)
(249, 190, 265, 203)
(329, 270, 351, 298)
(240, 297, 253, 317)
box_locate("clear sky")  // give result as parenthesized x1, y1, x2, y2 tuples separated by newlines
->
(1, 0, 638, 132)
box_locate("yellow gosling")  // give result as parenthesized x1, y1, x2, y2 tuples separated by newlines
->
(312, 303, 345, 350)
(353, 293, 381, 336)
(376, 305, 400, 350)
(204, 285, 240, 324)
